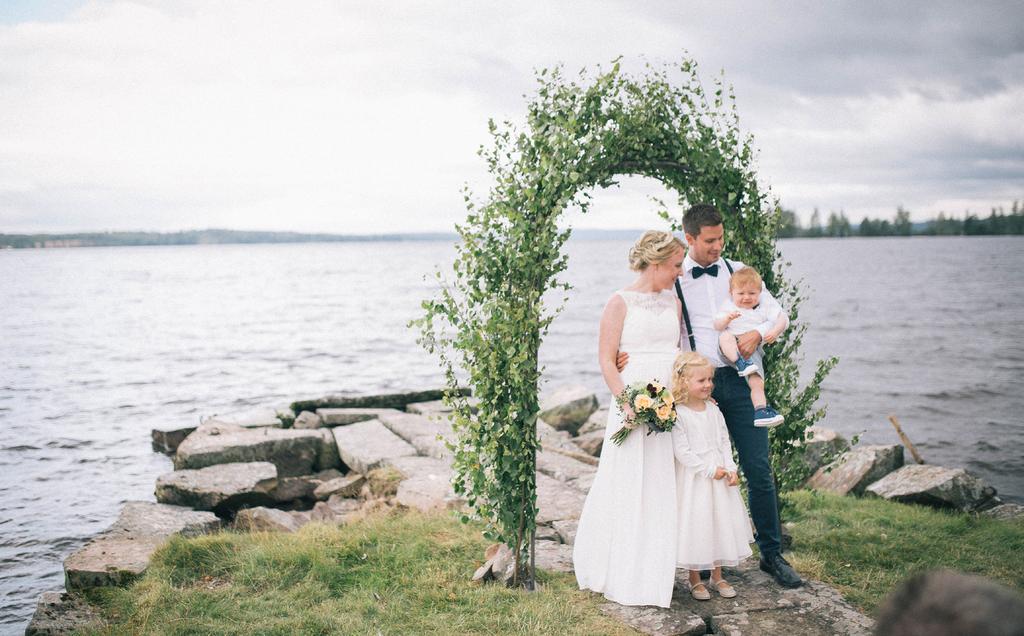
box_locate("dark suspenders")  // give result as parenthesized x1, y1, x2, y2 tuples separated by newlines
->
(674, 258, 734, 351)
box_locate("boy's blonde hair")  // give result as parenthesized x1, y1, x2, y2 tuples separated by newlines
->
(729, 266, 763, 291)
(671, 351, 714, 403)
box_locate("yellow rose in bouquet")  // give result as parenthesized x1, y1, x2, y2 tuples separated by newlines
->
(655, 403, 673, 421)
(634, 394, 654, 410)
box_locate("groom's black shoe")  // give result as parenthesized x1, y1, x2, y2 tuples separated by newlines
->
(759, 553, 803, 588)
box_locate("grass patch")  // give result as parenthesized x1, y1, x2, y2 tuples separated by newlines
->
(783, 489, 1024, 613)
(79, 510, 633, 636)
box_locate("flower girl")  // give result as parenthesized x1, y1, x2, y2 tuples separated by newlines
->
(671, 351, 754, 600)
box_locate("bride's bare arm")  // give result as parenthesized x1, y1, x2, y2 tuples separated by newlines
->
(598, 294, 628, 397)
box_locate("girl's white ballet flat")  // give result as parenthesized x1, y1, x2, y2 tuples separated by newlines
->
(689, 582, 712, 601)
(711, 578, 737, 598)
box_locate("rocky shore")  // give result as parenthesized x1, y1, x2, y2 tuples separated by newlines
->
(26, 386, 1020, 635)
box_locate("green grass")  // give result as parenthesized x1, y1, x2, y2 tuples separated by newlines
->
(783, 489, 1024, 613)
(79, 510, 634, 636)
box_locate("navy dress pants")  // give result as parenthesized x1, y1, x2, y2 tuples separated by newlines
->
(711, 366, 782, 558)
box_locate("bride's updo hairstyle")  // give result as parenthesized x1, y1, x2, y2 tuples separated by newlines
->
(628, 230, 685, 272)
(672, 351, 713, 403)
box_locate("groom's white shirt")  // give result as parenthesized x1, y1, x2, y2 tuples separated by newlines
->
(679, 254, 789, 368)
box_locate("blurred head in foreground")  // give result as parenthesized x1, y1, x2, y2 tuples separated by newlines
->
(874, 569, 1024, 636)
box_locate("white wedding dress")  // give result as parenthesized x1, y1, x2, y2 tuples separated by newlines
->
(573, 289, 680, 608)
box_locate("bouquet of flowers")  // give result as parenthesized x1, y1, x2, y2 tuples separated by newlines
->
(610, 379, 677, 445)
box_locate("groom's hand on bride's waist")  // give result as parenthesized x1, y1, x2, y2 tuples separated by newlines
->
(616, 351, 629, 371)
(736, 330, 762, 358)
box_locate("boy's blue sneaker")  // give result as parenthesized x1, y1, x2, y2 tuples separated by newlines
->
(753, 406, 784, 428)
(735, 357, 759, 378)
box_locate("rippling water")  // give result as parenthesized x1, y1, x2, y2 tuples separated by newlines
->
(2, 236, 1022, 630)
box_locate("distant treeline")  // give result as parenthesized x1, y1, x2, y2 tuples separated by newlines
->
(0, 229, 455, 249)
(778, 201, 1024, 238)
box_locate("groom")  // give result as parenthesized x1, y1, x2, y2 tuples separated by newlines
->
(619, 203, 802, 589)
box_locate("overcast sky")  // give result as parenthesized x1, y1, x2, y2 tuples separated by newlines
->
(1, 1, 1022, 234)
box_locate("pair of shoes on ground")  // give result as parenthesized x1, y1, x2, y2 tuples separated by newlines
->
(753, 405, 784, 428)
(759, 553, 803, 589)
(735, 356, 759, 377)
(689, 577, 737, 601)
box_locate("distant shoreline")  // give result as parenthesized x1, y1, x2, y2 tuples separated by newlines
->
(3, 227, 1022, 249)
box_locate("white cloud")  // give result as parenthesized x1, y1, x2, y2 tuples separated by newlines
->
(0, 0, 1022, 233)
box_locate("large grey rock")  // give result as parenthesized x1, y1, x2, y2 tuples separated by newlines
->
(155, 461, 278, 514)
(174, 422, 325, 476)
(26, 591, 102, 635)
(806, 444, 904, 496)
(552, 519, 578, 545)
(377, 410, 454, 459)
(534, 539, 574, 573)
(405, 396, 479, 415)
(982, 502, 1024, 521)
(865, 464, 998, 511)
(316, 428, 342, 471)
(234, 506, 303, 533)
(800, 426, 850, 474)
(538, 385, 599, 435)
(63, 502, 219, 590)
(577, 406, 609, 436)
(600, 603, 706, 636)
(537, 418, 582, 453)
(536, 473, 585, 524)
(271, 468, 344, 502)
(388, 455, 461, 512)
(203, 406, 284, 429)
(151, 424, 198, 454)
(291, 388, 470, 414)
(316, 407, 404, 426)
(573, 430, 605, 457)
(292, 410, 323, 429)
(536, 449, 597, 483)
(331, 419, 417, 475)
(314, 474, 366, 500)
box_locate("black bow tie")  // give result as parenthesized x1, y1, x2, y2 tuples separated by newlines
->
(692, 264, 719, 279)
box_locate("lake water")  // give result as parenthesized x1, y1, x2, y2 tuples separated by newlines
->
(2, 236, 1022, 631)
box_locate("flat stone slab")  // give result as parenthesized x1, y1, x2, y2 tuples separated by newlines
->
(806, 444, 904, 496)
(534, 539, 574, 573)
(573, 430, 605, 457)
(291, 388, 470, 414)
(234, 506, 303, 533)
(26, 591, 103, 635)
(552, 519, 578, 545)
(536, 473, 585, 524)
(316, 407, 404, 426)
(536, 449, 598, 483)
(376, 410, 454, 459)
(537, 418, 586, 454)
(539, 385, 599, 435)
(983, 502, 1024, 521)
(151, 424, 198, 454)
(405, 396, 479, 415)
(577, 406, 609, 436)
(332, 419, 418, 475)
(203, 406, 284, 429)
(292, 410, 324, 429)
(272, 468, 344, 502)
(799, 426, 850, 475)
(388, 455, 460, 512)
(62, 502, 219, 591)
(156, 461, 278, 514)
(865, 464, 998, 511)
(600, 603, 707, 636)
(314, 474, 366, 500)
(175, 422, 325, 476)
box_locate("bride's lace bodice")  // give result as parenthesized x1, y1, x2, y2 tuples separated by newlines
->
(616, 289, 680, 354)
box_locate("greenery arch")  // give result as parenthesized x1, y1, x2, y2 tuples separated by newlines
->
(417, 57, 836, 584)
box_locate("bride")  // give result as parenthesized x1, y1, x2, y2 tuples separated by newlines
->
(573, 229, 685, 608)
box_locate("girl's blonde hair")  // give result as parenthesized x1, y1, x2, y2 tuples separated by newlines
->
(628, 230, 685, 272)
(672, 351, 714, 403)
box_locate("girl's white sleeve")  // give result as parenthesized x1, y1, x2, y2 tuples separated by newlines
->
(714, 407, 739, 472)
(672, 418, 717, 478)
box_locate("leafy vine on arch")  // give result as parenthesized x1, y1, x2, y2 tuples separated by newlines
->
(415, 57, 836, 584)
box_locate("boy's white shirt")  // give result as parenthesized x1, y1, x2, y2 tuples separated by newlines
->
(715, 299, 777, 336)
(678, 254, 789, 367)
